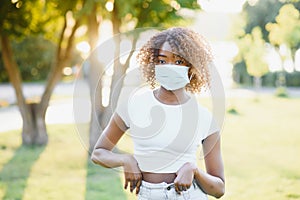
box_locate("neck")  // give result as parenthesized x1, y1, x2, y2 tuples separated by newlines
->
(154, 87, 189, 105)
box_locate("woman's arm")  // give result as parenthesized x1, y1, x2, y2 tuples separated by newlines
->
(91, 113, 128, 167)
(174, 132, 224, 198)
(193, 132, 225, 198)
(91, 113, 142, 194)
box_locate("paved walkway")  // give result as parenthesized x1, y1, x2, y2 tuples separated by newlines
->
(0, 81, 299, 132)
(0, 81, 90, 132)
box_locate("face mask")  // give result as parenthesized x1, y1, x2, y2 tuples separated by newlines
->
(155, 64, 190, 91)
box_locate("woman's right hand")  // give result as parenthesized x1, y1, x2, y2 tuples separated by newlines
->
(122, 154, 142, 194)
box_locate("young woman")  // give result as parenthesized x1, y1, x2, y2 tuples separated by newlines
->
(91, 27, 225, 200)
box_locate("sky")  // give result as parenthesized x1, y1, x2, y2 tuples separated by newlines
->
(198, 0, 247, 13)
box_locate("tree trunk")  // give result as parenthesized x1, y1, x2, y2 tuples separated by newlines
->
(102, 15, 121, 128)
(88, 51, 105, 152)
(87, 3, 139, 151)
(254, 76, 262, 90)
(0, 13, 80, 145)
(22, 103, 48, 145)
(110, 35, 138, 109)
(277, 70, 286, 88)
(0, 35, 48, 145)
(86, 5, 103, 152)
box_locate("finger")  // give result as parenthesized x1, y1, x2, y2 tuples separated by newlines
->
(135, 179, 142, 195)
(174, 184, 181, 195)
(130, 181, 136, 192)
(183, 183, 191, 191)
(178, 185, 183, 192)
(124, 180, 128, 190)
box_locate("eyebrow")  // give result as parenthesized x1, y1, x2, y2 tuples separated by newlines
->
(157, 54, 167, 57)
(173, 54, 183, 59)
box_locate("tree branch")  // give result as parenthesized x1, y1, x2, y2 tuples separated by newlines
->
(57, 13, 67, 60)
(0, 35, 28, 115)
(39, 16, 81, 116)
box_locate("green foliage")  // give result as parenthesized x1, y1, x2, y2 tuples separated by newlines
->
(14, 36, 56, 82)
(0, 0, 46, 38)
(246, 28, 269, 77)
(114, 0, 200, 31)
(261, 71, 300, 87)
(227, 106, 239, 115)
(243, 0, 284, 42)
(234, 1, 300, 88)
(233, 70, 300, 87)
(266, 4, 300, 52)
(0, 0, 86, 83)
(236, 27, 269, 78)
(275, 86, 289, 98)
(0, 36, 56, 82)
(232, 61, 252, 86)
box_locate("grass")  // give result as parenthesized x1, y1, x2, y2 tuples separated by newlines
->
(0, 124, 126, 200)
(220, 96, 300, 200)
(0, 95, 299, 200)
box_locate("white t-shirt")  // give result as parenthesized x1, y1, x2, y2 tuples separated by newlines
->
(116, 88, 219, 173)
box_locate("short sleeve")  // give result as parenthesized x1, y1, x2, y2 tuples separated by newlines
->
(207, 113, 220, 136)
(198, 106, 220, 143)
(115, 97, 130, 128)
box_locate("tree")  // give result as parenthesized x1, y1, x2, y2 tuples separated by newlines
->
(233, 0, 300, 87)
(266, 4, 300, 86)
(266, 4, 300, 56)
(243, 0, 284, 42)
(0, 36, 56, 82)
(0, 0, 83, 145)
(235, 27, 269, 88)
(84, 0, 201, 151)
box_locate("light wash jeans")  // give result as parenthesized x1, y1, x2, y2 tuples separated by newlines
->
(137, 180, 208, 200)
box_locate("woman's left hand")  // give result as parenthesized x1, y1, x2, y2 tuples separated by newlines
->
(174, 162, 197, 194)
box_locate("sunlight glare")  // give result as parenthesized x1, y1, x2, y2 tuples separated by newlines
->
(105, 1, 114, 12)
(76, 41, 91, 54)
(198, 0, 246, 13)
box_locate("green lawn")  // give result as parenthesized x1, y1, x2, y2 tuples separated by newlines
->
(0, 124, 126, 200)
(0, 95, 299, 200)
(220, 96, 300, 200)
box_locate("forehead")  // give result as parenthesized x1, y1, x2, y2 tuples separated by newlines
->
(157, 42, 181, 58)
(160, 42, 172, 52)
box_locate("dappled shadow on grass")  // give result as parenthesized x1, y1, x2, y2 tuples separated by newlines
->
(0, 145, 45, 200)
(85, 159, 127, 200)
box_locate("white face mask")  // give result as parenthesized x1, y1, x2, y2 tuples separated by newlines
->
(155, 64, 190, 91)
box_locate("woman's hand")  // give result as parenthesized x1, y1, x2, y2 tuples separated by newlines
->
(174, 162, 197, 194)
(122, 155, 142, 195)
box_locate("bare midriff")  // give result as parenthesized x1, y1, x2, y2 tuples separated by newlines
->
(142, 171, 177, 184)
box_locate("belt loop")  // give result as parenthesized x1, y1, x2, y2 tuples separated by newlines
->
(192, 179, 196, 189)
(164, 187, 168, 200)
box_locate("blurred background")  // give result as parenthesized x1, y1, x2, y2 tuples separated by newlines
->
(0, 0, 299, 199)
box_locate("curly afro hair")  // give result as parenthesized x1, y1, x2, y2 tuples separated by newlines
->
(136, 27, 214, 93)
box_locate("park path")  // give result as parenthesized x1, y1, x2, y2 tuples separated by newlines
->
(1, 81, 300, 133)
(0, 80, 90, 133)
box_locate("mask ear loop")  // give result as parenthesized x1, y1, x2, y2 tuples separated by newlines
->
(189, 72, 194, 81)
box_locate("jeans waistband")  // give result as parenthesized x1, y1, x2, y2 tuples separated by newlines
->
(141, 180, 197, 190)
(141, 181, 174, 190)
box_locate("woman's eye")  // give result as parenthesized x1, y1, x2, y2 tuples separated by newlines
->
(175, 60, 184, 65)
(158, 60, 166, 64)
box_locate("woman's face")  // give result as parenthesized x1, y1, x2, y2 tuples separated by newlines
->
(156, 42, 189, 67)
